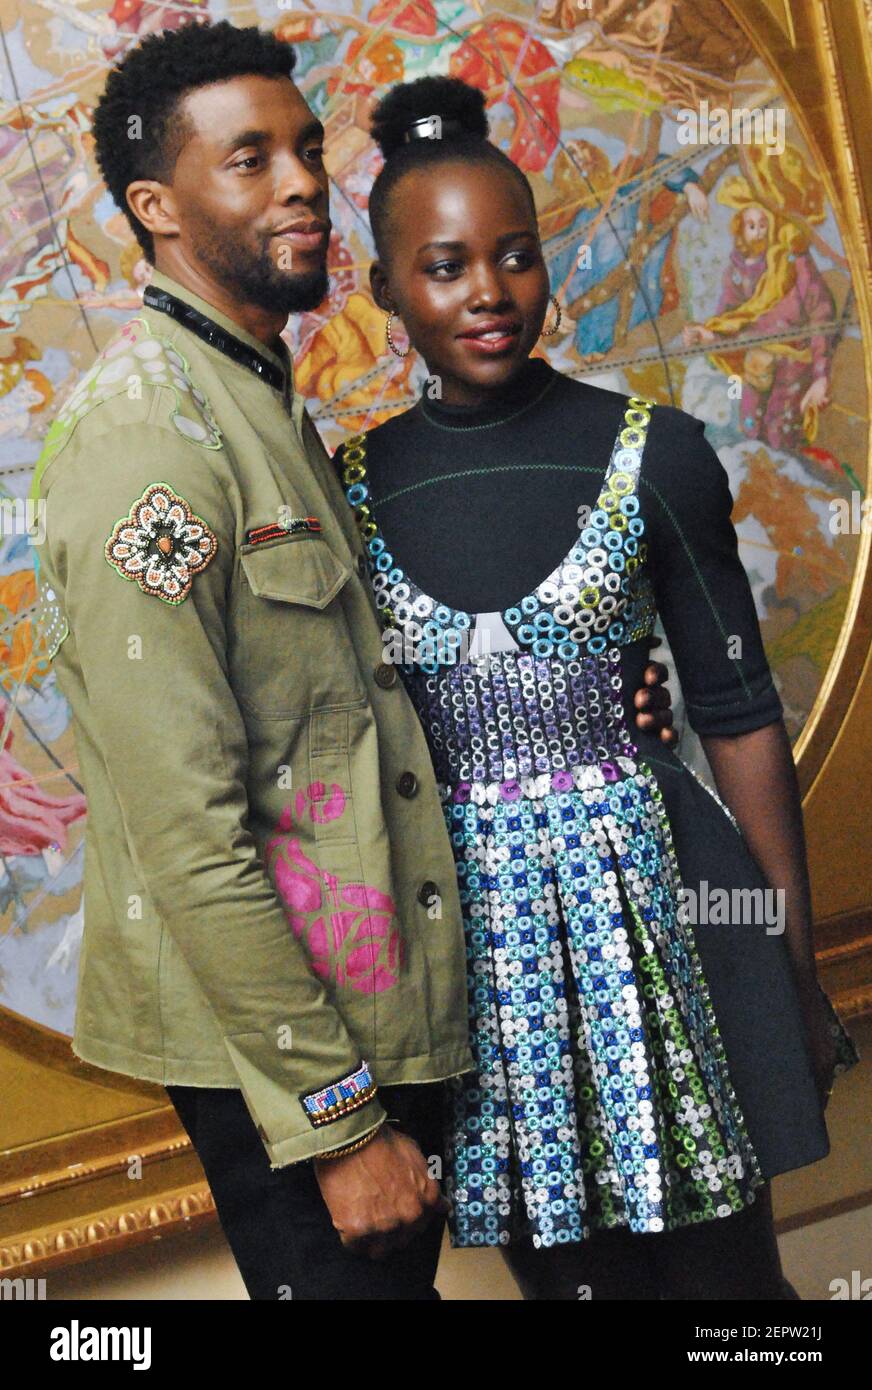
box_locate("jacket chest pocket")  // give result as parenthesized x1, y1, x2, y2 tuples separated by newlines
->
(237, 532, 367, 719)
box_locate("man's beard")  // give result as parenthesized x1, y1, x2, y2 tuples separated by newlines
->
(738, 232, 768, 259)
(190, 224, 329, 315)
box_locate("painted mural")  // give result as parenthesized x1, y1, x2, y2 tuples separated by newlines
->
(0, 0, 865, 1035)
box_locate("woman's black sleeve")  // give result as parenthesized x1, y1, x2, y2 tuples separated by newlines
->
(641, 407, 784, 737)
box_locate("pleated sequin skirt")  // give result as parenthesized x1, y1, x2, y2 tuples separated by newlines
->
(439, 756, 769, 1247)
(438, 747, 859, 1250)
(398, 640, 859, 1249)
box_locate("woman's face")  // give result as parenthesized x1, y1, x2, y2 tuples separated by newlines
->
(370, 160, 551, 406)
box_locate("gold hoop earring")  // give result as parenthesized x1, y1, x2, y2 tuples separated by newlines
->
(540, 294, 562, 337)
(385, 310, 410, 358)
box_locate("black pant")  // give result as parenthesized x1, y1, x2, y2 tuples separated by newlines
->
(167, 1082, 797, 1300)
(166, 1081, 447, 1300)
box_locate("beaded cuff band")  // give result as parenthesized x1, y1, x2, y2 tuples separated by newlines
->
(300, 1060, 377, 1128)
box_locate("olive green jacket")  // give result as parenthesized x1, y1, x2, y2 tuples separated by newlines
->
(29, 269, 472, 1166)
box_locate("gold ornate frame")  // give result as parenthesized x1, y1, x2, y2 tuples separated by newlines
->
(744, 0, 872, 790)
(722, 0, 872, 1023)
(2, 0, 870, 1277)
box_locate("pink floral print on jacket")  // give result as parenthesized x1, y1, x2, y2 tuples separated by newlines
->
(265, 780, 403, 994)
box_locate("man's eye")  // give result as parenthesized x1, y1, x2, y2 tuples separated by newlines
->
(232, 156, 260, 171)
(503, 249, 536, 269)
(304, 146, 325, 164)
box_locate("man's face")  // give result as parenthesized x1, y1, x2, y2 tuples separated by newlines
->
(166, 74, 331, 314)
(740, 205, 768, 256)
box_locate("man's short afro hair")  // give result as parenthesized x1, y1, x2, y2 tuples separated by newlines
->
(92, 20, 297, 264)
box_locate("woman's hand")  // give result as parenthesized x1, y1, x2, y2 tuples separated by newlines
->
(634, 659, 678, 746)
(798, 985, 839, 1111)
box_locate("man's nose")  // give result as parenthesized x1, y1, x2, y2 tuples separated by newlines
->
(274, 154, 325, 205)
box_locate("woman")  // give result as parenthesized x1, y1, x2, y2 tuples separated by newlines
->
(335, 76, 858, 1300)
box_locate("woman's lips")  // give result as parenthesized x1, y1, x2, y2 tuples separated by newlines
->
(456, 323, 522, 355)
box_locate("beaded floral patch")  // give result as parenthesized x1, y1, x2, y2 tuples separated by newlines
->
(104, 482, 218, 604)
(29, 319, 224, 649)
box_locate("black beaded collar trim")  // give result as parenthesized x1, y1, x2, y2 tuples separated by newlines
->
(142, 285, 287, 394)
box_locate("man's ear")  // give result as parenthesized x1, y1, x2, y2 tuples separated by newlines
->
(126, 180, 181, 241)
(369, 260, 393, 313)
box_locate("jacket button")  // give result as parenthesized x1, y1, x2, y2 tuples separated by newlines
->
(357, 553, 367, 577)
(417, 880, 439, 907)
(374, 662, 398, 688)
(396, 770, 418, 798)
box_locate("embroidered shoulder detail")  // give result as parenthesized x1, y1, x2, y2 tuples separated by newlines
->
(300, 1059, 377, 1127)
(104, 481, 219, 605)
(31, 552, 69, 661)
(32, 316, 223, 492)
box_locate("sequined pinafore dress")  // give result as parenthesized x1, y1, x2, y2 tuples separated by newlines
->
(337, 394, 859, 1250)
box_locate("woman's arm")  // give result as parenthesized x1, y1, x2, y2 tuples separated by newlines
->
(702, 721, 815, 984)
(702, 721, 838, 1102)
(642, 406, 838, 1103)
(703, 722, 817, 984)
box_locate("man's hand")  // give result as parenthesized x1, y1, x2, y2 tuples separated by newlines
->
(682, 322, 716, 348)
(800, 376, 830, 414)
(313, 1124, 448, 1260)
(634, 660, 678, 746)
(685, 181, 710, 223)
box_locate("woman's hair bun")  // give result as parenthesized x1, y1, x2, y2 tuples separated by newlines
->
(370, 76, 488, 159)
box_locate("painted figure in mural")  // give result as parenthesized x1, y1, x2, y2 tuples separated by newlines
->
(544, 126, 711, 358)
(26, 22, 678, 1301)
(541, 0, 757, 106)
(683, 145, 837, 456)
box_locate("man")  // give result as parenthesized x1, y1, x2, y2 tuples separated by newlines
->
(30, 20, 675, 1300)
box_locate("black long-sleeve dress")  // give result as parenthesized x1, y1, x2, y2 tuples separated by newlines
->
(335, 357, 858, 1250)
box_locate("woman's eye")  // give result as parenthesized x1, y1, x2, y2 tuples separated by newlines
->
(426, 250, 537, 277)
(304, 146, 325, 164)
